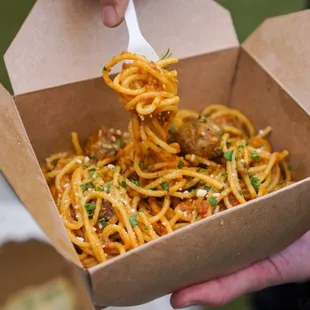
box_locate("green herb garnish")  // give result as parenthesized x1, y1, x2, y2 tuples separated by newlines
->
(177, 160, 184, 169)
(251, 151, 261, 161)
(238, 145, 244, 149)
(139, 161, 148, 170)
(99, 218, 108, 228)
(121, 181, 127, 189)
(51, 159, 58, 166)
(169, 124, 177, 133)
(145, 226, 149, 231)
(104, 182, 112, 193)
(208, 197, 217, 207)
(216, 130, 224, 136)
(85, 203, 95, 214)
(97, 186, 103, 192)
(197, 114, 208, 123)
(88, 168, 96, 172)
(244, 168, 248, 175)
(250, 174, 260, 191)
(160, 48, 172, 60)
(130, 178, 140, 187)
(151, 187, 158, 191)
(116, 137, 123, 148)
(224, 150, 234, 161)
(129, 214, 138, 227)
(204, 186, 211, 191)
(80, 183, 94, 189)
(238, 190, 243, 196)
(103, 66, 107, 71)
(161, 181, 169, 192)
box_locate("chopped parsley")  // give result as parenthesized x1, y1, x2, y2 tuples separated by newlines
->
(160, 48, 172, 60)
(85, 202, 95, 214)
(177, 160, 184, 169)
(99, 218, 108, 228)
(197, 114, 208, 123)
(115, 185, 120, 190)
(151, 187, 158, 191)
(244, 168, 248, 175)
(216, 130, 224, 136)
(80, 182, 94, 189)
(238, 145, 244, 149)
(88, 168, 96, 172)
(145, 226, 150, 231)
(198, 167, 208, 172)
(251, 151, 261, 161)
(204, 185, 211, 191)
(250, 174, 260, 191)
(104, 182, 112, 193)
(121, 181, 127, 189)
(169, 124, 177, 133)
(97, 186, 103, 192)
(51, 159, 58, 166)
(208, 197, 217, 207)
(223, 150, 234, 161)
(245, 141, 249, 146)
(89, 172, 95, 178)
(129, 214, 138, 227)
(139, 161, 148, 170)
(238, 190, 243, 196)
(116, 137, 123, 148)
(103, 66, 107, 71)
(221, 173, 226, 177)
(161, 181, 169, 192)
(130, 178, 140, 187)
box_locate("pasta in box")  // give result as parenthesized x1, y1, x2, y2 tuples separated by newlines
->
(1, 0, 310, 307)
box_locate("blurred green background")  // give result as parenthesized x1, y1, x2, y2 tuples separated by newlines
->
(0, 0, 308, 309)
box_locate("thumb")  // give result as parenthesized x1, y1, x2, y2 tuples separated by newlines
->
(170, 258, 283, 308)
(100, 0, 129, 27)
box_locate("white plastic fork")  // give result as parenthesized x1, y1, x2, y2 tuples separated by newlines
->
(124, 0, 159, 62)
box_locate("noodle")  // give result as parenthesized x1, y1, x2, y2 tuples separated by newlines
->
(42, 51, 293, 267)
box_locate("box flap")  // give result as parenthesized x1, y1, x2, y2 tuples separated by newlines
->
(0, 85, 80, 267)
(242, 10, 310, 114)
(4, 0, 238, 95)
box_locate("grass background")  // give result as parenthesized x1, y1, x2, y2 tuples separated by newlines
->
(0, 0, 307, 309)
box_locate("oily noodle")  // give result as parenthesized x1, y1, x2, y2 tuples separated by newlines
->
(43, 52, 293, 267)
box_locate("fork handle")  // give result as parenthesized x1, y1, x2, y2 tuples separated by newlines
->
(125, 0, 143, 40)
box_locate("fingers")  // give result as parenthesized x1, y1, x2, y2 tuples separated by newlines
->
(100, 0, 129, 27)
(170, 258, 283, 308)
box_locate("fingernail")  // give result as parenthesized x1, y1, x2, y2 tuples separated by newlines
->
(101, 5, 117, 27)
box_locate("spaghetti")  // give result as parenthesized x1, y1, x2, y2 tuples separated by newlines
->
(43, 52, 293, 267)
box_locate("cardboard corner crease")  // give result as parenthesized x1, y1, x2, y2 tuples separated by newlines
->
(1, 0, 310, 307)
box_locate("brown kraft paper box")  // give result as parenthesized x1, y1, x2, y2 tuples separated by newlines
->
(1, 0, 310, 308)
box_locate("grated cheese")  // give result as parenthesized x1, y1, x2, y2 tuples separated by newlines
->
(196, 189, 207, 197)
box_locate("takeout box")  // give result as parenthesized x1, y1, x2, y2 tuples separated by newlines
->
(0, 240, 93, 310)
(1, 0, 310, 307)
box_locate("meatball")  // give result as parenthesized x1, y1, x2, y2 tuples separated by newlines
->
(99, 200, 114, 221)
(84, 126, 129, 160)
(176, 118, 222, 159)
